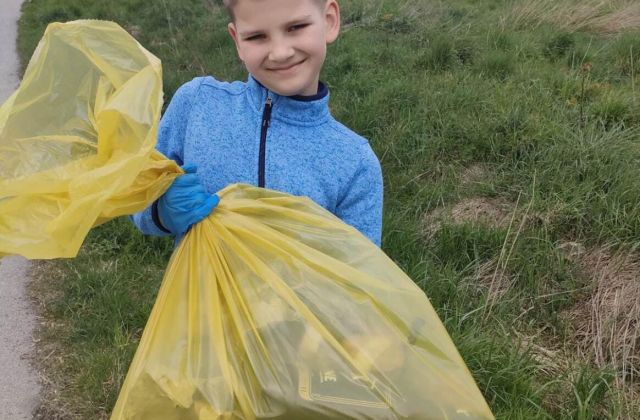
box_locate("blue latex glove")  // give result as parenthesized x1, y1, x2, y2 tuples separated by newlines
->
(156, 163, 219, 235)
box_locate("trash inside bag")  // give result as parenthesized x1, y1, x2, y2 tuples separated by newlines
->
(110, 184, 494, 419)
(0, 20, 180, 259)
(0, 21, 494, 419)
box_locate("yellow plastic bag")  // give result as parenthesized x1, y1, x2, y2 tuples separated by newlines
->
(111, 183, 494, 419)
(1, 21, 494, 419)
(0, 20, 180, 259)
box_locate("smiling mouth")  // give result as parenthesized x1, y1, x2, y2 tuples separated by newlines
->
(269, 59, 306, 72)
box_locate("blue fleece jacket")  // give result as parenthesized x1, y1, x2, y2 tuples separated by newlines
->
(130, 75, 383, 246)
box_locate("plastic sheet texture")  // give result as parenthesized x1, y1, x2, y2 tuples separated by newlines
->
(1, 21, 494, 419)
(0, 20, 180, 259)
(111, 184, 494, 419)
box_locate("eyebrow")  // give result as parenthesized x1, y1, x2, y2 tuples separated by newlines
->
(239, 15, 313, 37)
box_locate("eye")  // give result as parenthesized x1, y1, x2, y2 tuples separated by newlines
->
(245, 33, 265, 41)
(289, 23, 309, 32)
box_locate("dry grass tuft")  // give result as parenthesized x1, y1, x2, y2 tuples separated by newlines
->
(565, 246, 640, 390)
(422, 196, 514, 239)
(516, 332, 570, 378)
(449, 197, 513, 227)
(424, 195, 536, 315)
(505, 0, 640, 35)
(470, 258, 515, 304)
(341, 0, 444, 32)
(459, 163, 492, 187)
(616, 383, 640, 419)
(557, 241, 588, 262)
(396, 0, 444, 24)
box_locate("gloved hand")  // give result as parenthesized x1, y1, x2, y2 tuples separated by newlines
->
(156, 163, 219, 235)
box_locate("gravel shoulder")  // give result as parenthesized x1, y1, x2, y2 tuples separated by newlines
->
(0, 0, 43, 418)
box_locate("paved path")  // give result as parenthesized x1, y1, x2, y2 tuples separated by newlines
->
(0, 0, 42, 419)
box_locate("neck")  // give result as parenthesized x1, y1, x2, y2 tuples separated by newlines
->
(252, 76, 328, 102)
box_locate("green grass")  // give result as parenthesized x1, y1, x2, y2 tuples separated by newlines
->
(17, 0, 640, 418)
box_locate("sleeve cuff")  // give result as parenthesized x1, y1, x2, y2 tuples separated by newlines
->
(152, 200, 172, 234)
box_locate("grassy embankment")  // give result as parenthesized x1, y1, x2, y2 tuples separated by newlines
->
(16, 0, 640, 418)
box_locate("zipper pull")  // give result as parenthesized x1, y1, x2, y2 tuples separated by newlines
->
(262, 96, 273, 128)
(258, 96, 273, 189)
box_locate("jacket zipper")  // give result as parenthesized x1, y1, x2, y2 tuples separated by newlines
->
(258, 96, 273, 188)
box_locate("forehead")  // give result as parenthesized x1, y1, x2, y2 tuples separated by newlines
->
(232, 0, 323, 23)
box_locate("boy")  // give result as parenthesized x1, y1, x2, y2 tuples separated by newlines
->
(131, 0, 384, 246)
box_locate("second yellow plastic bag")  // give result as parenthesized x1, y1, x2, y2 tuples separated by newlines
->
(0, 20, 180, 259)
(111, 184, 493, 419)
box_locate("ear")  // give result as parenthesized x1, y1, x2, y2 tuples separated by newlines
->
(324, 0, 340, 44)
(227, 22, 244, 61)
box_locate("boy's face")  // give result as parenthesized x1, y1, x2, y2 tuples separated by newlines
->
(228, 0, 340, 97)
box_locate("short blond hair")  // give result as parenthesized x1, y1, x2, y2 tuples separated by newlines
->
(223, 0, 328, 21)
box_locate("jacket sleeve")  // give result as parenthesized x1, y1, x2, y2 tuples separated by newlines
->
(129, 78, 202, 236)
(335, 144, 384, 247)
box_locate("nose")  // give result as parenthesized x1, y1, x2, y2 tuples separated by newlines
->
(268, 39, 295, 63)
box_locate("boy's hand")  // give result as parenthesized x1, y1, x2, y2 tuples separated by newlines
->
(157, 163, 219, 235)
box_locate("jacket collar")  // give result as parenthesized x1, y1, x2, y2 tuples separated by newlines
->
(246, 75, 330, 126)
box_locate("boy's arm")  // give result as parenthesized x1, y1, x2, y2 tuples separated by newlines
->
(129, 78, 202, 236)
(335, 145, 384, 247)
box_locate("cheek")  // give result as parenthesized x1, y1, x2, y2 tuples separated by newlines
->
(301, 33, 327, 60)
(307, 42, 327, 65)
(239, 46, 263, 69)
